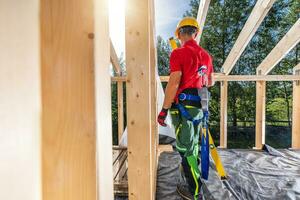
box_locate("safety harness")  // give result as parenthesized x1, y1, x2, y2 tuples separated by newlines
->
(176, 88, 210, 180)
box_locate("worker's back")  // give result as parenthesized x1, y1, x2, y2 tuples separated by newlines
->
(169, 39, 214, 99)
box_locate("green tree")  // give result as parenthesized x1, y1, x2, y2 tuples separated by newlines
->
(157, 36, 171, 76)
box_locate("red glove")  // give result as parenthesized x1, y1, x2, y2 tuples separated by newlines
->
(157, 108, 168, 127)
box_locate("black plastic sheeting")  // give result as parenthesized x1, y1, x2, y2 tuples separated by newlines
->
(156, 146, 300, 200)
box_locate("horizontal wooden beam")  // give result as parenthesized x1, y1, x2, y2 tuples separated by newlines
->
(222, 0, 275, 75)
(213, 74, 300, 82)
(111, 75, 169, 82)
(196, 0, 211, 43)
(257, 18, 300, 75)
(111, 74, 300, 82)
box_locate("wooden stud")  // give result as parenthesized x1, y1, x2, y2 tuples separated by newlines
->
(150, 0, 158, 191)
(126, 0, 157, 199)
(110, 38, 122, 75)
(41, 0, 97, 199)
(0, 1, 40, 199)
(257, 18, 300, 75)
(95, 0, 114, 198)
(222, 0, 275, 75)
(220, 81, 228, 148)
(255, 81, 266, 149)
(196, 0, 211, 43)
(150, 4, 158, 198)
(118, 82, 124, 142)
(292, 63, 300, 149)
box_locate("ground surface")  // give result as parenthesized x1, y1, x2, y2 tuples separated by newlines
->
(155, 147, 300, 200)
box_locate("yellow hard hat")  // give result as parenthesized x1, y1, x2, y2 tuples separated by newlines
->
(175, 17, 199, 38)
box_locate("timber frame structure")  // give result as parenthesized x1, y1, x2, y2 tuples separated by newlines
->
(0, 0, 299, 200)
(110, 0, 300, 198)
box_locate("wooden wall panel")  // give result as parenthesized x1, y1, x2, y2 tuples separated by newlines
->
(41, 0, 96, 199)
(0, 1, 41, 200)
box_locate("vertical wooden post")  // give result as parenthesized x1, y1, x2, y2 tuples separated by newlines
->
(126, 0, 157, 199)
(118, 82, 124, 142)
(149, 0, 158, 188)
(95, 0, 114, 199)
(255, 81, 266, 149)
(292, 69, 300, 149)
(41, 0, 97, 199)
(220, 81, 228, 148)
(0, 1, 40, 199)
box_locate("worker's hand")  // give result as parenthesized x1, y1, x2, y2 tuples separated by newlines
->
(157, 108, 168, 127)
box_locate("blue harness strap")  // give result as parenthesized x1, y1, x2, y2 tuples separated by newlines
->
(201, 111, 210, 180)
(178, 93, 201, 102)
(176, 103, 202, 125)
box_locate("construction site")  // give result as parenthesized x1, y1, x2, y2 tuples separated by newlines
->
(0, 0, 300, 200)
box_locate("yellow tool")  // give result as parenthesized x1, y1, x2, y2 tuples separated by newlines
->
(169, 37, 227, 179)
(169, 37, 179, 50)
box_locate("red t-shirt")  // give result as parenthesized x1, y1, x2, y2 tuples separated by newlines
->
(170, 39, 214, 101)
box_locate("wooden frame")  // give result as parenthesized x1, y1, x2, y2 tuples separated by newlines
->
(41, 0, 98, 199)
(110, 39, 122, 76)
(222, 0, 275, 75)
(254, 19, 300, 149)
(213, 74, 300, 82)
(109, 0, 300, 198)
(117, 82, 124, 142)
(255, 81, 266, 149)
(257, 19, 300, 75)
(196, 0, 211, 43)
(149, 0, 159, 189)
(112, 74, 300, 82)
(95, 0, 114, 198)
(292, 63, 300, 149)
(125, 0, 157, 199)
(220, 81, 228, 148)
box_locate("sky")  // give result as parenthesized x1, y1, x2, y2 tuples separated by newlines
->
(109, 0, 190, 57)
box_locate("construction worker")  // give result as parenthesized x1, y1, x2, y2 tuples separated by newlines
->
(157, 17, 214, 200)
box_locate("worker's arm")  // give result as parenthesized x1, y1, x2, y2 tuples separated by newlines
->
(163, 71, 182, 109)
(157, 71, 181, 127)
(157, 49, 182, 127)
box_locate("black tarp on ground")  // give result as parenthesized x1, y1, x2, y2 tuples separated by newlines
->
(156, 147, 300, 200)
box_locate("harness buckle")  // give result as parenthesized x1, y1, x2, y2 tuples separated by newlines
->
(178, 93, 187, 101)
